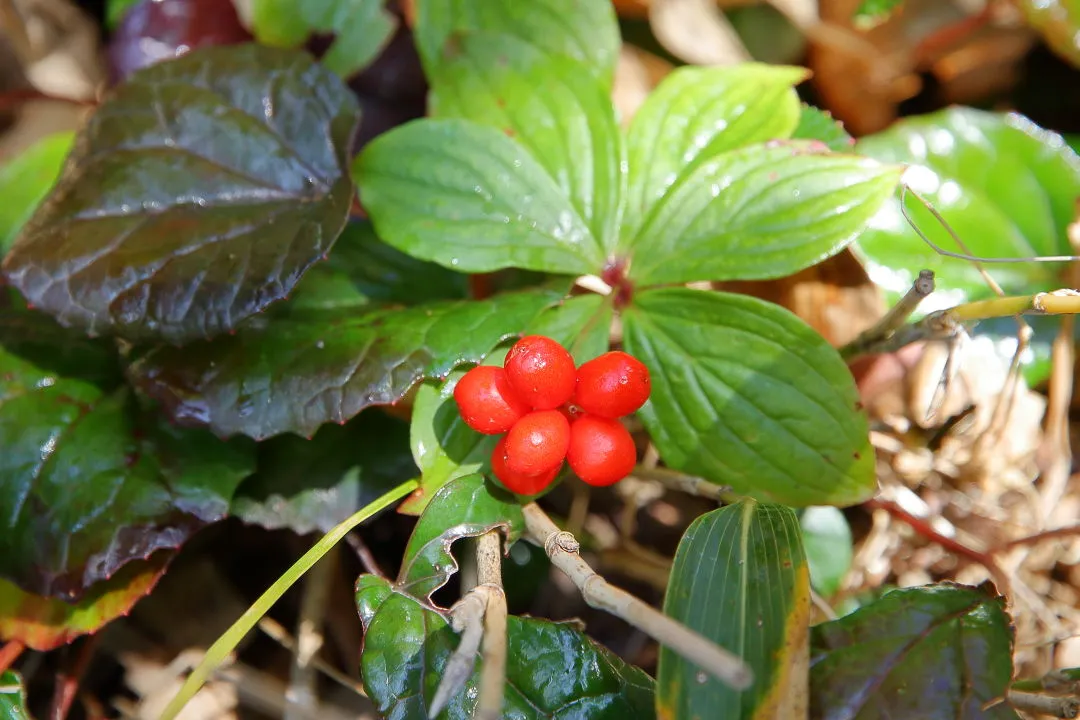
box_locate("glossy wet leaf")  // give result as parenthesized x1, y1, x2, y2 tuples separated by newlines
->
(396, 473, 522, 602)
(622, 64, 807, 246)
(0, 132, 72, 254)
(430, 31, 624, 254)
(0, 554, 169, 651)
(793, 105, 855, 152)
(659, 501, 809, 719)
(622, 287, 875, 507)
(800, 506, 853, 597)
(130, 286, 560, 440)
(0, 671, 30, 720)
(855, 108, 1080, 303)
(326, 221, 468, 306)
(626, 142, 901, 285)
(0, 348, 254, 598)
(0, 289, 121, 388)
(251, 0, 396, 78)
(1016, 0, 1080, 68)
(413, 0, 620, 88)
(231, 410, 416, 535)
(357, 118, 604, 275)
(2, 45, 359, 344)
(401, 365, 500, 516)
(359, 577, 656, 719)
(810, 583, 1015, 719)
(525, 293, 613, 364)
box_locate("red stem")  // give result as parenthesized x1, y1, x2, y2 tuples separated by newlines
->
(49, 635, 99, 720)
(0, 640, 25, 674)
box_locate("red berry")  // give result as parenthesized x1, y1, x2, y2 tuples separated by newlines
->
(453, 365, 529, 435)
(573, 351, 651, 419)
(504, 409, 570, 476)
(504, 335, 576, 410)
(490, 436, 560, 495)
(567, 415, 636, 487)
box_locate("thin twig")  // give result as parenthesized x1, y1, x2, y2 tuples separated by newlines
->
(344, 533, 386, 578)
(522, 503, 752, 690)
(0, 641, 24, 674)
(630, 466, 734, 503)
(1006, 690, 1080, 718)
(999, 525, 1080, 552)
(49, 635, 98, 720)
(841, 270, 935, 360)
(429, 592, 485, 718)
(257, 618, 367, 697)
(475, 532, 507, 720)
(284, 546, 337, 720)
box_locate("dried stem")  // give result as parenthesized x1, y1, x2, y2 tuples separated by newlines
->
(841, 270, 935, 360)
(284, 546, 337, 720)
(1006, 690, 1080, 718)
(521, 503, 752, 690)
(256, 618, 366, 697)
(630, 466, 734, 503)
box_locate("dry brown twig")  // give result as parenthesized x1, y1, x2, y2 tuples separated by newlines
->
(522, 502, 752, 690)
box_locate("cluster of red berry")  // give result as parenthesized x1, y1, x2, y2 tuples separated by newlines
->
(454, 336, 651, 495)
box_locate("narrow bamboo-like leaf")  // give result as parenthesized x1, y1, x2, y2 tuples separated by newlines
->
(0, 554, 169, 650)
(855, 108, 1080, 303)
(0, 671, 30, 720)
(622, 287, 875, 507)
(414, 0, 620, 88)
(130, 287, 560, 440)
(800, 506, 853, 597)
(627, 142, 901, 285)
(359, 578, 656, 719)
(231, 410, 416, 534)
(396, 473, 523, 602)
(622, 64, 807, 246)
(658, 500, 810, 719)
(810, 583, 1015, 719)
(251, 0, 397, 78)
(0, 132, 72, 254)
(430, 31, 624, 254)
(357, 118, 603, 275)
(2, 46, 359, 344)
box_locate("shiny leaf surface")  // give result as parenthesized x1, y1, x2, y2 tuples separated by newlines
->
(130, 287, 560, 439)
(3, 45, 359, 344)
(626, 142, 901, 284)
(0, 671, 30, 720)
(658, 500, 810, 719)
(622, 64, 807, 246)
(430, 31, 624, 254)
(623, 287, 875, 507)
(810, 583, 1015, 719)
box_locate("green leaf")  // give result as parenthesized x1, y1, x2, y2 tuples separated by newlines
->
(414, 0, 620, 88)
(2, 45, 360, 345)
(626, 142, 902, 285)
(251, 0, 397, 78)
(622, 64, 807, 247)
(402, 366, 499, 516)
(622, 287, 875, 507)
(855, 108, 1080, 303)
(0, 671, 30, 720)
(853, 0, 905, 26)
(800, 506, 853, 597)
(792, 105, 855, 152)
(396, 473, 523, 602)
(0, 554, 169, 651)
(525, 293, 613, 364)
(357, 118, 603, 275)
(659, 500, 810, 719)
(327, 221, 468, 305)
(810, 583, 1015, 719)
(105, 0, 141, 28)
(0, 347, 254, 598)
(0, 132, 72, 254)
(359, 580, 656, 719)
(1015, 0, 1080, 68)
(430, 31, 624, 255)
(130, 287, 561, 439)
(231, 410, 417, 535)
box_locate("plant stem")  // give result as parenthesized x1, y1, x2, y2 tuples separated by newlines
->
(1007, 690, 1080, 718)
(476, 531, 507, 720)
(521, 503, 752, 690)
(841, 270, 935, 360)
(158, 480, 417, 720)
